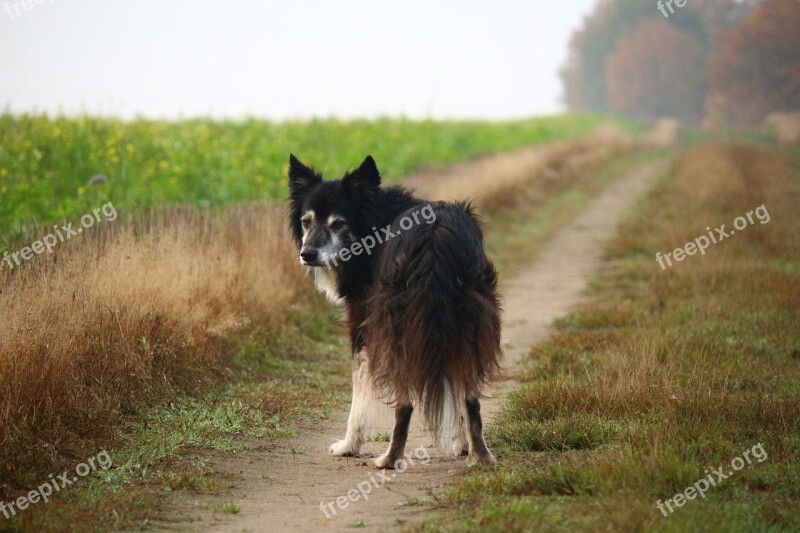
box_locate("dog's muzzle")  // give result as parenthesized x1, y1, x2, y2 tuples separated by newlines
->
(300, 248, 327, 267)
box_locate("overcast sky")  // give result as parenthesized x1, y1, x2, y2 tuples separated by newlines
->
(0, 0, 598, 120)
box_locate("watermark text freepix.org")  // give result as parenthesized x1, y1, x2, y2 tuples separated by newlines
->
(657, 0, 688, 18)
(656, 443, 767, 517)
(655, 204, 770, 270)
(319, 445, 431, 518)
(4, 0, 56, 21)
(1, 450, 112, 519)
(322, 203, 436, 268)
(2, 202, 117, 271)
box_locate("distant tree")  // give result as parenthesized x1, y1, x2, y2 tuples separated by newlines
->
(605, 20, 707, 122)
(560, 0, 653, 112)
(708, 0, 800, 126)
(560, 0, 751, 115)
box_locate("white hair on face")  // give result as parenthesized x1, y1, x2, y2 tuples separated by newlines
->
(313, 268, 344, 306)
(327, 214, 347, 226)
(300, 210, 349, 305)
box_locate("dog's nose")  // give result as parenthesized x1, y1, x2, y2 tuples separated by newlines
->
(300, 249, 318, 263)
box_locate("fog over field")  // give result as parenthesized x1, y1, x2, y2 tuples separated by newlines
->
(0, 0, 597, 120)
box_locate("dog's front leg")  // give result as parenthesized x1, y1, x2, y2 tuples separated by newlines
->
(329, 350, 377, 456)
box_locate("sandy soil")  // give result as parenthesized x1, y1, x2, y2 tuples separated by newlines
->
(160, 156, 669, 533)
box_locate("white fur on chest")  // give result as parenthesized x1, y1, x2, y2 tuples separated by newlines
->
(312, 268, 345, 306)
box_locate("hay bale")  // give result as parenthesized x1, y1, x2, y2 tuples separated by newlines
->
(645, 119, 681, 148)
(764, 112, 800, 145)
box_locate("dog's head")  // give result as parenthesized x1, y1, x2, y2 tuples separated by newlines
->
(288, 154, 381, 268)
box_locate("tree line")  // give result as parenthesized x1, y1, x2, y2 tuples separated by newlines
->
(561, 0, 800, 126)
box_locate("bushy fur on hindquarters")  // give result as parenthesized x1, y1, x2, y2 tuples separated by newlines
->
(363, 202, 502, 446)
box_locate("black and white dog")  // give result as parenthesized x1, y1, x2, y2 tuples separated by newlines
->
(288, 154, 501, 468)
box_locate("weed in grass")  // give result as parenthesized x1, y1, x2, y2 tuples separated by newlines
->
(400, 498, 428, 507)
(366, 432, 391, 443)
(205, 502, 241, 515)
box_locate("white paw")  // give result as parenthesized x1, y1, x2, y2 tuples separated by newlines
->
(466, 452, 496, 467)
(329, 439, 360, 457)
(373, 453, 395, 469)
(451, 440, 468, 457)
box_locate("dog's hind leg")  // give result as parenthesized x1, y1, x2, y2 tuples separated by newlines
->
(451, 416, 469, 456)
(374, 403, 414, 469)
(330, 351, 378, 457)
(465, 393, 495, 466)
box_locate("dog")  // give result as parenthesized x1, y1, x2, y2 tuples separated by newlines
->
(288, 154, 501, 468)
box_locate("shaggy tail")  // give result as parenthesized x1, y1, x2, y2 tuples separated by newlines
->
(365, 202, 502, 446)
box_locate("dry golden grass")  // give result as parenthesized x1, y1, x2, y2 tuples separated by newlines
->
(438, 140, 800, 531)
(672, 141, 750, 201)
(0, 203, 308, 484)
(405, 126, 635, 213)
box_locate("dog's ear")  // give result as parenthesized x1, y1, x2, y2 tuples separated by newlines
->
(288, 154, 322, 198)
(342, 155, 381, 197)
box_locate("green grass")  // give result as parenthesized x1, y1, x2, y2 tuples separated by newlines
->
(205, 502, 241, 515)
(427, 141, 800, 532)
(0, 113, 632, 238)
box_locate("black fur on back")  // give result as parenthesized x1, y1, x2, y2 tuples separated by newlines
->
(362, 201, 501, 435)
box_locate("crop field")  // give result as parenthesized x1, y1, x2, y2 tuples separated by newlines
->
(0, 114, 621, 238)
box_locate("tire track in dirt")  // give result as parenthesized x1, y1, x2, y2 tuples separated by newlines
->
(162, 156, 669, 532)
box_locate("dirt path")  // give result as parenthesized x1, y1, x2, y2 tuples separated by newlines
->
(165, 157, 669, 532)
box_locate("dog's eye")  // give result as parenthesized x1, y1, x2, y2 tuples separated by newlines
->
(301, 219, 312, 229)
(329, 220, 346, 230)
